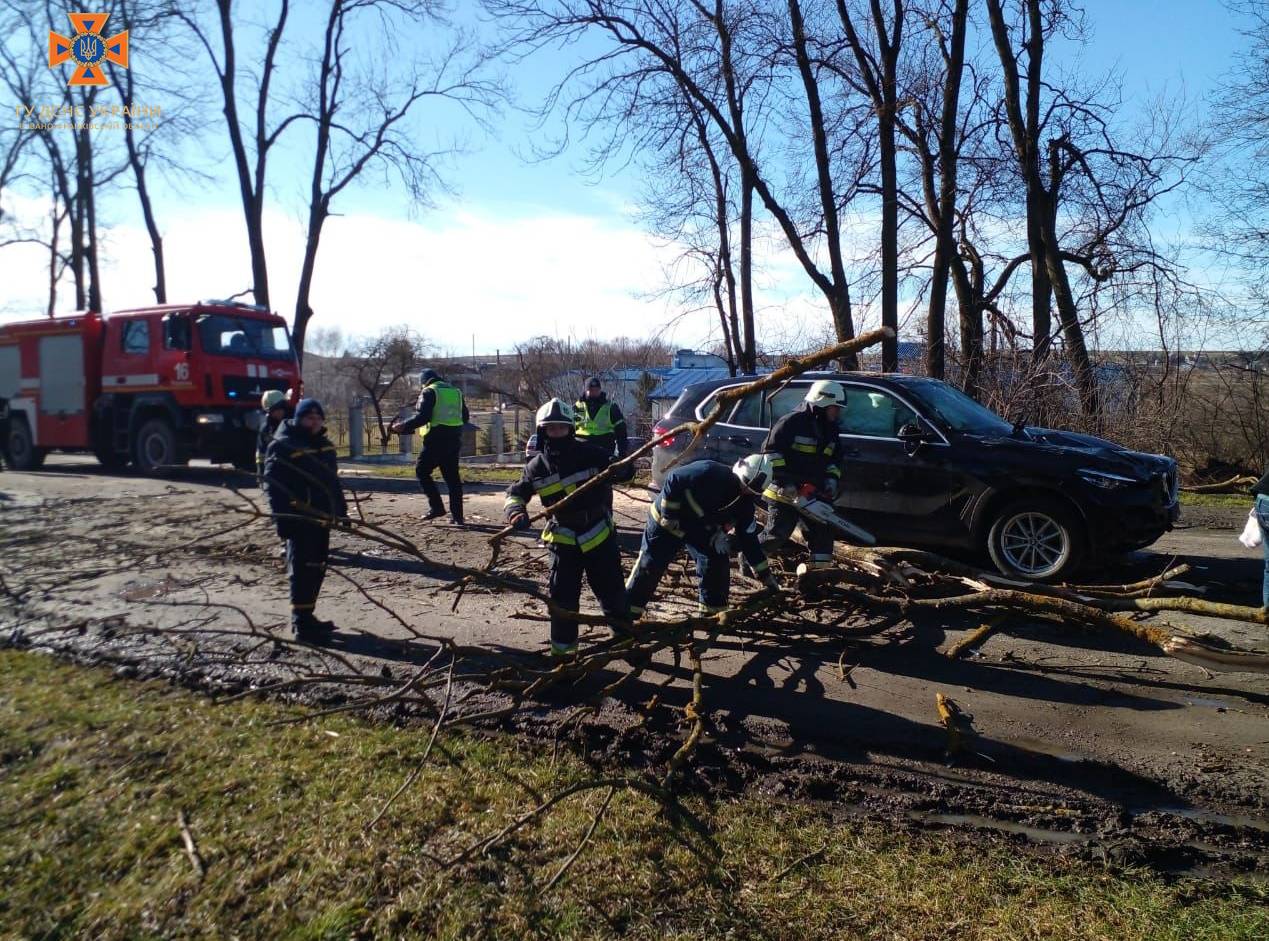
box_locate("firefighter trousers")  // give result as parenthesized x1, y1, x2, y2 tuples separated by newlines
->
(760, 501, 834, 564)
(286, 524, 330, 626)
(416, 430, 463, 520)
(625, 517, 730, 616)
(547, 533, 628, 648)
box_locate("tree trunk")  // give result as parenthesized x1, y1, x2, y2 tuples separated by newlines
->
(925, 0, 967, 382)
(77, 118, 102, 312)
(789, 0, 856, 360)
(47, 195, 61, 318)
(879, 107, 899, 372)
(739, 175, 756, 373)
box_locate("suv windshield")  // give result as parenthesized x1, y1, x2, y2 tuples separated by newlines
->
(902, 379, 1013, 435)
(197, 314, 293, 359)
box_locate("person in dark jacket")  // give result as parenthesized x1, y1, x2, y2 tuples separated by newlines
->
(625, 457, 779, 619)
(504, 398, 632, 658)
(392, 368, 469, 525)
(574, 376, 628, 459)
(256, 389, 291, 479)
(759, 380, 847, 571)
(264, 398, 347, 642)
(1252, 471, 1269, 608)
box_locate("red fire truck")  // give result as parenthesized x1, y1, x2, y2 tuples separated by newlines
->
(0, 300, 302, 475)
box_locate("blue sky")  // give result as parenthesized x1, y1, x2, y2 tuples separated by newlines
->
(0, 1, 1254, 353)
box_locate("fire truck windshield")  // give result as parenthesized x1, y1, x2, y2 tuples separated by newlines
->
(196, 314, 294, 360)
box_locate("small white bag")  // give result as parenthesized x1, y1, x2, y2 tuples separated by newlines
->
(1239, 509, 1262, 549)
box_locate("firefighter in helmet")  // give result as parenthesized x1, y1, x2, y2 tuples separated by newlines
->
(263, 398, 347, 643)
(625, 456, 779, 620)
(504, 398, 633, 659)
(759, 379, 847, 571)
(391, 368, 469, 526)
(256, 389, 291, 479)
(574, 376, 628, 460)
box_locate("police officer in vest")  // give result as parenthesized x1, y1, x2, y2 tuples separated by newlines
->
(759, 380, 847, 571)
(504, 398, 633, 659)
(625, 456, 780, 620)
(391, 368, 469, 525)
(574, 376, 628, 460)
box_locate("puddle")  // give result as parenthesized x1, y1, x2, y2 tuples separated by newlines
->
(1144, 806, 1269, 834)
(119, 576, 181, 602)
(1183, 696, 1231, 709)
(1008, 735, 1089, 764)
(904, 810, 1089, 845)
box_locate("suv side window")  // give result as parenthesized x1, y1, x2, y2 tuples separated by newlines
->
(121, 319, 150, 355)
(841, 386, 916, 437)
(766, 384, 808, 425)
(727, 390, 763, 428)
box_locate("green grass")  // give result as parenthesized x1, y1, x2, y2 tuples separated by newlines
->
(1, 650, 1265, 940)
(1180, 490, 1254, 510)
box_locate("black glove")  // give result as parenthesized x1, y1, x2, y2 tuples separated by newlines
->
(510, 513, 531, 530)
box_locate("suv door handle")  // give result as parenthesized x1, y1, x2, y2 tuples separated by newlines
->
(840, 445, 861, 457)
(726, 435, 753, 445)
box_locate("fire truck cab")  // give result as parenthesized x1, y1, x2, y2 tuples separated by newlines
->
(0, 300, 302, 475)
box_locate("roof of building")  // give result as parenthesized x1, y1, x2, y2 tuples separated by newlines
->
(648, 366, 737, 401)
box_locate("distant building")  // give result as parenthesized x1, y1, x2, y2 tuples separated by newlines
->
(646, 350, 735, 419)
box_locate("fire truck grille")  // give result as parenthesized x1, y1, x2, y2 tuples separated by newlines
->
(222, 375, 289, 401)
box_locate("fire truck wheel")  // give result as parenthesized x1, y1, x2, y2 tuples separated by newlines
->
(7, 417, 45, 471)
(133, 418, 178, 477)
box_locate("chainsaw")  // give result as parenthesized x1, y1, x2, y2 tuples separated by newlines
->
(767, 485, 876, 545)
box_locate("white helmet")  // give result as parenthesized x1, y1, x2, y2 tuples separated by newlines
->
(805, 380, 846, 408)
(733, 453, 776, 494)
(261, 389, 287, 410)
(535, 397, 575, 428)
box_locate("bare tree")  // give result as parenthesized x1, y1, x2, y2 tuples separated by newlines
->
(343, 326, 429, 448)
(486, 1, 870, 364)
(173, 0, 295, 311)
(836, 0, 905, 372)
(290, 0, 502, 360)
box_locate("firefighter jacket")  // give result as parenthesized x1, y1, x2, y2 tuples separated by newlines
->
(762, 403, 844, 491)
(652, 460, 769, 574)
(574, 393, 628, 456)
(396, 380, 470, 438)
(504, 437, 633, 552)
(264, 419, 347, 529)
(256, 410, 289, 473)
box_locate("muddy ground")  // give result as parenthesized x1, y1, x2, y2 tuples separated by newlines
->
(2, 455, 1268, 879)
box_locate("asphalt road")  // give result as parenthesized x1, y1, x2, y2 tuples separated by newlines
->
(3, 454, 1267, 874)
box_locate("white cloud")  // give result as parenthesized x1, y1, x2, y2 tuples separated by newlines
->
(0, 197, 852, 355)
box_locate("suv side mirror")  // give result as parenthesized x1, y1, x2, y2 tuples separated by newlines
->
(897, 420, 932, 456)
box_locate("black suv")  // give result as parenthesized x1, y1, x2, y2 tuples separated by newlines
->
(650, 372, 1179, 581)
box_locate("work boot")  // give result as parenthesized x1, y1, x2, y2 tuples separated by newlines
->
(422, 507, 446, 521)
(292, 615, 335, 644)
(450, 514, 465, 528)
(548, 640, 579, 663)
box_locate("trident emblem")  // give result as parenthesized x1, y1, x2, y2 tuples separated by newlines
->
(48, 13, 129, 87)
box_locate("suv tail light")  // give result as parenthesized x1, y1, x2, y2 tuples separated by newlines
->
(653, 419, 676, 448)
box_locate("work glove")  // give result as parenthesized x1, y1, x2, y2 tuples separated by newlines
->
(709, 528, 732, 556)
(797, 482, 818, 498)
(509, 513, 531, 530)
(820, 477, 838, 500)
